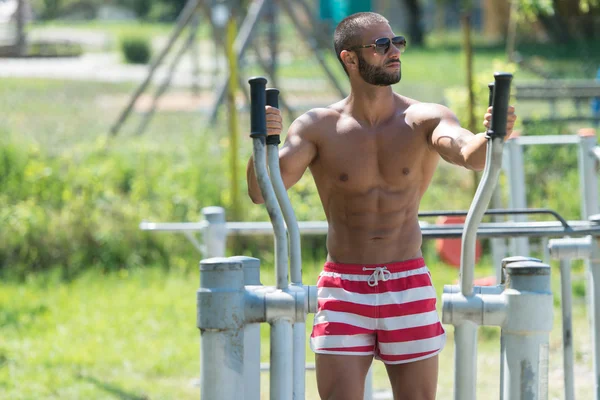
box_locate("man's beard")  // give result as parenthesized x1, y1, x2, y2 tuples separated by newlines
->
(357, 52, 401, 86)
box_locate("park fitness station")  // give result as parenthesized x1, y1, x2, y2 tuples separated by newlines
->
(187, 71, 599, 400)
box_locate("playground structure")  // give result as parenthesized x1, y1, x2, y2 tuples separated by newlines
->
(109, 0, 345, 137)
(184, 73, 598, 399)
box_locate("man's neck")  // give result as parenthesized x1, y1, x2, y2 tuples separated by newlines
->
(347, 82, 396, 127)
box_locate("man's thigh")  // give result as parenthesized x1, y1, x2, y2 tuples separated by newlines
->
(385, 355, 439, 400)
(315, 353, 373, 400)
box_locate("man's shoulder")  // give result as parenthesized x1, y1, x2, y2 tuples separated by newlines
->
(404, 100, 454, 122)
(290, 103, 344, 135)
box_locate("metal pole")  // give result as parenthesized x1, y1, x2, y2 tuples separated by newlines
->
(248, 77, 292, 400)
(454, 322, 478, 400)
(461, 73, 512, 296)
(578, 131, 600, 399)
(559, 259, 576, 400)
(502, 261, 553, 400)
(231, 256, 262, 400)
(506, 137, 530, 256)
(197, 258, 245, 400)
(202, 207, 227, 257)
(590, 236, 600, 400)
(264, 89, 306, 399)
(578, 130, 599, 219)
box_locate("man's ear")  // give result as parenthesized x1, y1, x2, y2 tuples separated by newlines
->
(340, 50, 358, 72)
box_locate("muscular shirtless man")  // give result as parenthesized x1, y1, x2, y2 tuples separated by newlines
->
(246, 12, 516, 400)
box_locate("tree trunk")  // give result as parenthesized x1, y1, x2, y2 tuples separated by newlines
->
(482, 0, 510, 41)
(16, 0, 26, 56)
(402, 0, 424, 46)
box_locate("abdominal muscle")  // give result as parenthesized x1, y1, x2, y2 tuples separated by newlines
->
(324, 188, 424, 265)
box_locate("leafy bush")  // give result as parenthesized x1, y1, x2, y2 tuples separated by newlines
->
(120, 35, 152, 64)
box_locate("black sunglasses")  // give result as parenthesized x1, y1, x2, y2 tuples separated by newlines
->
(350, 36, 407, 55)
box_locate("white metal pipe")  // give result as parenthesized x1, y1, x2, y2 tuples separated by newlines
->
(578, 135, 599, 219)
(201, 329, 245, 400)
(253, 139, 288, 289)
(559, 260, 576, 400)
(364, 368, 373, 400)
(270, 319, 294, 400)
(267, 145, 302, 284)
(454, 322, 478, 400)
(267, 143, 306, 399)
(579, 134, 600, 400)
(516, 135, 582, 146)
(506, 138, 530, 256)
(461, 137, 505, 296)
(502, 261, 553, 400)
(590, 240, 600, 400)
(198, 258, 245, 400)
(232, 256, 262, 400)
(201, 207, 227, 257)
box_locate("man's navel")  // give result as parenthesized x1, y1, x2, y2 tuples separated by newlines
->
(402, 168, 410, 176)
(339, 173, 349, 182)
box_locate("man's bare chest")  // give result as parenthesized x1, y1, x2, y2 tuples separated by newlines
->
(311, 124, 429, 189)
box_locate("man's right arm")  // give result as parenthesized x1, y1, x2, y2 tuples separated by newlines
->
(246, 112, 318, 204)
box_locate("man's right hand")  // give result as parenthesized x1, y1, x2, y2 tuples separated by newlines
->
(266, 106, 283, 136)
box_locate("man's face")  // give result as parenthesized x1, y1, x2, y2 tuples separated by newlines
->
(353, 24, 402, 86)
(356, 50, 401, 86)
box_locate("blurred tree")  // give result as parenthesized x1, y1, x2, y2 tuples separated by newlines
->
(401, 0, 424, 46)
(532, 0, 600, 43)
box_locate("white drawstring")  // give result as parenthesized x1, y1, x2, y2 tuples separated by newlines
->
(363, 266, 391, 287)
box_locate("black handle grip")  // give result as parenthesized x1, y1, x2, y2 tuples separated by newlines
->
(266, 88, 279, 108)
(265, 88, 281, 146)
(249, 76, 268, 138)
(488, 72, 513, 138)
(487, 82, 495, 107)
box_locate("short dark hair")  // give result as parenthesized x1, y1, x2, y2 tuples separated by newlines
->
(333, 12, 389, 75)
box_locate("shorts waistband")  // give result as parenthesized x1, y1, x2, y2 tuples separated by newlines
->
(323, 257, 426, 275)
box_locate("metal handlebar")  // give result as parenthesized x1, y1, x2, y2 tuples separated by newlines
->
(460, 72, 513, 297)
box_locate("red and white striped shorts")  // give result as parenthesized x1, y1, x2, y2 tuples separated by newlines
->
(310, 257, 446, 364)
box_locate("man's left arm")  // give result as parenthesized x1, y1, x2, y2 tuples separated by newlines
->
(428, 105, 516, 171)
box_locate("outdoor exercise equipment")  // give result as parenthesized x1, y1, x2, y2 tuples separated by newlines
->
(194, 72, 599, 399)
(441, 73, 557, 400)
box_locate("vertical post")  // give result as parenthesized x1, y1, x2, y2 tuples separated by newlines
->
(202, 207, 227, 257)
(590, 236, 600, 400)
(578, 130, 598, 219)
(499, 256, 542, 400)
(15, 0, 26, 56)
(230, 256, 262, 400)
(454, 322, 478, 400)
(264, 88, 307, 399)
(558, 259, 576, 400)
(506, 136, 530, 256)
(502, 261, 553, 400)
(249, 77, 292, 400)
(197, 258, 245, 400)
(579, 130, 600, 400)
